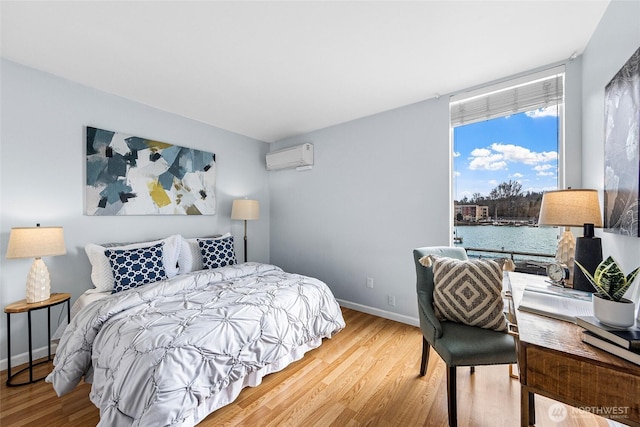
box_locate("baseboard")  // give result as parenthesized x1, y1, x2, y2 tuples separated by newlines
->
(0, 343, 58, 372)
(336, 299, 419, 327)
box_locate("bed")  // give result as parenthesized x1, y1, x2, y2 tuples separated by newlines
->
(46, 234, 345, 426)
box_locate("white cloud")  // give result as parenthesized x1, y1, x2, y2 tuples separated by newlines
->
(534, 164, 555, 176)
(468, 147, 506, 171)
(490, 143, 557, 165)
(469, 155, 507, 171)
(453, 151, 461, 158)
(525, 106, 560, 118)
(534, 164, 553, 172)
(488, 179, 499, 186)
(470, 147, 492, 157)
(466, 142, 557, 176)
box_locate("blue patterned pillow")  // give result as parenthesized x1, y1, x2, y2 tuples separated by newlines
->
(105, 242, 168, 294)
(198, 236, 237, 269)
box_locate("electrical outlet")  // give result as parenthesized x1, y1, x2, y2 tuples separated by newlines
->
(366, 277, 374, 289)
(388, 295, 396, 306)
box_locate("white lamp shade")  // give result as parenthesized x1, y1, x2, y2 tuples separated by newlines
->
(6, 226, 66, 259)
(231, 200, 260, 221)
(538, 189, 603, 227)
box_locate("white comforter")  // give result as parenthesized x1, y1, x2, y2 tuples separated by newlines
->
(46, 263, 345, 426)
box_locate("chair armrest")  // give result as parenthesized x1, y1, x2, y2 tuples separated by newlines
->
(418, 289, 443, 340)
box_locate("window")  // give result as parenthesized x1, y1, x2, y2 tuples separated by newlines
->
(450, 67, 564, 270)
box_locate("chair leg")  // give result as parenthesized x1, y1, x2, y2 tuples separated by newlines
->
(470, 366, 475, 374)
(447, 365, 457, 427)
(420, 337, 431, 376)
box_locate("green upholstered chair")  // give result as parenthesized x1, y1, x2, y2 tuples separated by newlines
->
(413, 246, 517, 427)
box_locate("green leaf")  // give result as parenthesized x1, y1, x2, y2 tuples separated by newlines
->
(578, 256, 640, 302)
(627, 266, 640, 287)
(574, 260, 607, 297)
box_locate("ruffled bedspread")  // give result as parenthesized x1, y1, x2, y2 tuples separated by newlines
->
(46, 263, 345, 426)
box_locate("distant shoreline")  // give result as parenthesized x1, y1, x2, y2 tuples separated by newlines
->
(454, 221, 544, 227)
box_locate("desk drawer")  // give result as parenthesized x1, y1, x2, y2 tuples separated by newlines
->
(523, 346, 640, 423)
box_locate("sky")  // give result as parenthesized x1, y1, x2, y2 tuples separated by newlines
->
(453, 107, 560, 201)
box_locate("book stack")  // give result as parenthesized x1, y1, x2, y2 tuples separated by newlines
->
(576, 316, 640, 365)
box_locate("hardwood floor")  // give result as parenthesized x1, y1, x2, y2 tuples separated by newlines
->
(0, 308, 614, 426)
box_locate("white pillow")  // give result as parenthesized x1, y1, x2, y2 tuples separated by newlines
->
(85, 234, 182, 292)
(178, 233, 230, 274)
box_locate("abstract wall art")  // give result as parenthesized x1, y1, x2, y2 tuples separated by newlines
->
(86, 127, 216, 215)
(604, 47, 640, 237)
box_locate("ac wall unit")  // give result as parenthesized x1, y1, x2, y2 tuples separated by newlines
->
(266, 143, 314, 171)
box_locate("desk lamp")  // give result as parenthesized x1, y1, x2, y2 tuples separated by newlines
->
(6, 224, 66, 303)
(538, 189, 603, 292)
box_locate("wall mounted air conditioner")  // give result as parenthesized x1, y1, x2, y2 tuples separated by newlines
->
(266, 143, 314, 171)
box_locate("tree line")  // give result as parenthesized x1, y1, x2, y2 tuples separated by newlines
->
(455, 180, 546, 220)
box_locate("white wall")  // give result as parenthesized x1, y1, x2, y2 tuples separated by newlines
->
(269, 56, 584, 324)
(270, 98, 451, 324)
(0, 59, 270, 365)
(581, 0, 640, 303)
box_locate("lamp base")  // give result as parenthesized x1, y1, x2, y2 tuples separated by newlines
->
(556, 227, 575, 271)
(26, 258, 51, 303)
(572, 237, 602, 293)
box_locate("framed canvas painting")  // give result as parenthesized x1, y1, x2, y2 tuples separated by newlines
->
(86, 127, 216, 215)
(604, 47, 640, 237)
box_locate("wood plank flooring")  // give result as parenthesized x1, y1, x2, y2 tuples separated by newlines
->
(0, 308, 615, 426)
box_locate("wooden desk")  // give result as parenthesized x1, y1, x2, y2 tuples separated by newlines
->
(508, 273, 640, 427)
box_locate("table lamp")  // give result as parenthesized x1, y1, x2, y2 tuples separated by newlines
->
(231, 199, 259, 263)
(538, 189, 603, 292)
(6, 224, 66, 303)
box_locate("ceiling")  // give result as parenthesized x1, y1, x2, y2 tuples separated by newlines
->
(1, 1, 610, 142)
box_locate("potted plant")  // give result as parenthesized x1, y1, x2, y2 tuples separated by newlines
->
(575, 256, 640, 327)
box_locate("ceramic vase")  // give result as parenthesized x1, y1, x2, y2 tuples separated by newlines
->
(593, 294, 635, 328)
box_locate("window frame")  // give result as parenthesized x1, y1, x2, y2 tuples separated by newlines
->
(448, 67, 566, 246)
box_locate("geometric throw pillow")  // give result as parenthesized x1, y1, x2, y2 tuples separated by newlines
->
(198, 235, 237, 270)
(178, 233, 228, 273)
(105, 242, 168, 294)
(85, 234, 181, 292)
(429, 256, 507, 332)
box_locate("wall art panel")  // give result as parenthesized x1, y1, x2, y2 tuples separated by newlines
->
(86, 127, 216, 215)
(604, 47, 640, 237)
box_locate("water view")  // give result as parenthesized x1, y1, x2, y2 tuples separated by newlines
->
(454, 224, 559, 264)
